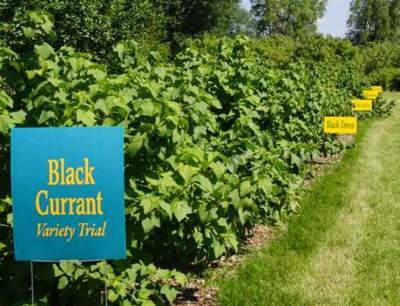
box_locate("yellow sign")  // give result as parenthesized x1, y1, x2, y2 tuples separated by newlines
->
(371, 86, 383, 93)
(362, 90, 378, 100)
(324, 117, 357, 134)
(352, 99, 372, 111)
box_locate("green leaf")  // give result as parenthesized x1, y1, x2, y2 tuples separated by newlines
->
(58, 276, 68, 290)
(172, 128, 182, 143)
(209, 162, 226, 177)
(0, 242, 6, 251)
(122, 300, 133, 306)
(140, 197, 155, 214)
(177, 164, 199, 182)
(26, 69, 43, 79)
(41, 16, 54, 34)
(35, 43, 54, 60)
(22, 27, 35, 39)
(211, 240, 225, 258)
(139, 101, 156, 116)
(144, 82, 161, 98)
(88, 68, 106, 81)
(6, 213, 12, 226)
(217, 218, 229, 228)
(229, 189, 241, 208)
(77, 109, 96, 126)
(114, 43, 125, 61)
(172, 201, 192, 222)
(29, 11, 43, 24)
(141, 300, 155, 306)
(48, 77, 62, 87)
(238, 207, 245, 225)
(142, 215, 160, 233)
(209, 97, 222, 109)
(38, 111, 56, 124)
(10, 110, 26, 124)
(291, 153, 302, 167)
(258, 177, 273, 196)
(126, 133, 146, 157)
(174, 272, 188, 285)
(183, 95, 195, 104)
(0, 91, 13, 108)
(154, 67, 167, 80)
(126, 267, 138, 282)
(240, 180, 252, 196)
(147, 172, 179, 191)
(138, 288, 152, 299)
(0, 114, 13, 134)
(160, 285, 179, 304)
(154, 268, 170, 279)
(114, 282, 127, 298)
(159, 201, 172, 219)
(108, 290, 118, 303)
(59, 261, 75, 276)
(196, 175, 213, 193)
(53, 264, 64, 277)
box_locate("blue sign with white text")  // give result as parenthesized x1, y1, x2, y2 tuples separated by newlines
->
(11, 127, 126, 261)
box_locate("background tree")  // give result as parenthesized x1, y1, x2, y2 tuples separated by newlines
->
(160, 0, 248, 46)
(227, 6, 258, 36)
(389, 0, 400, 40)
(0, 0, 166, 59)
(251, 0, 327, 36)
(0, 0, 250, 58)
(346, 0, 400, 44)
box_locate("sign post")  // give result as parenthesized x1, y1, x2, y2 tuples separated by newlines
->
(11, 127, 126, 304)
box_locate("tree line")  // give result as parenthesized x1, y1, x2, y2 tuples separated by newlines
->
(0, 0, 398, 59)
(252, 0, 400, 45)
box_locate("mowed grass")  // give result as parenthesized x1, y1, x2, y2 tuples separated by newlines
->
(217, 92, 400, 306)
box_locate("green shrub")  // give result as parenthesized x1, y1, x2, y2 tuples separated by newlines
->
(370, 67, 400, 91)
(0, 33, 394, 305)
(0, 2, 166, 61)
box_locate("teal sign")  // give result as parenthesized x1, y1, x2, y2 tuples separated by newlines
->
(11, 127, 126, 261)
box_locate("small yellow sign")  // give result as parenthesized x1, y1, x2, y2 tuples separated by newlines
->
(352, 99, 372, 111)
(324, 116, 357, 134)
(371, 86, 383, 93)
(362, 90, 378, 100)
(364, 95, 378, 100)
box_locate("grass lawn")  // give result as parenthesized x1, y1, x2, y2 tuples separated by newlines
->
(217, 93, 400, 306)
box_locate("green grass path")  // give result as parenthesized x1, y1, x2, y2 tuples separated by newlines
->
(218, 92, 400, 306)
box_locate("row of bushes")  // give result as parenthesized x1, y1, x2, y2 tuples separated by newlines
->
(3, 4, 400, 90)
(219, 35, 400, 90)
(0, 21, 395, 306)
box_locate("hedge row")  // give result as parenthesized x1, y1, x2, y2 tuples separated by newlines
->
(0, 34, 394, 305)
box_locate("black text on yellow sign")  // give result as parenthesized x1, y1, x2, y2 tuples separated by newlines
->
(352, 99, 372, 112)
(362, 89, 379, 100)
(371, 86, 383, 93)
(324, 116, 357, 134)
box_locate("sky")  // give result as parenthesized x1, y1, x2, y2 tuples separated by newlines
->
(318, 0, 351, 37)
(241, 0, 351, 37)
